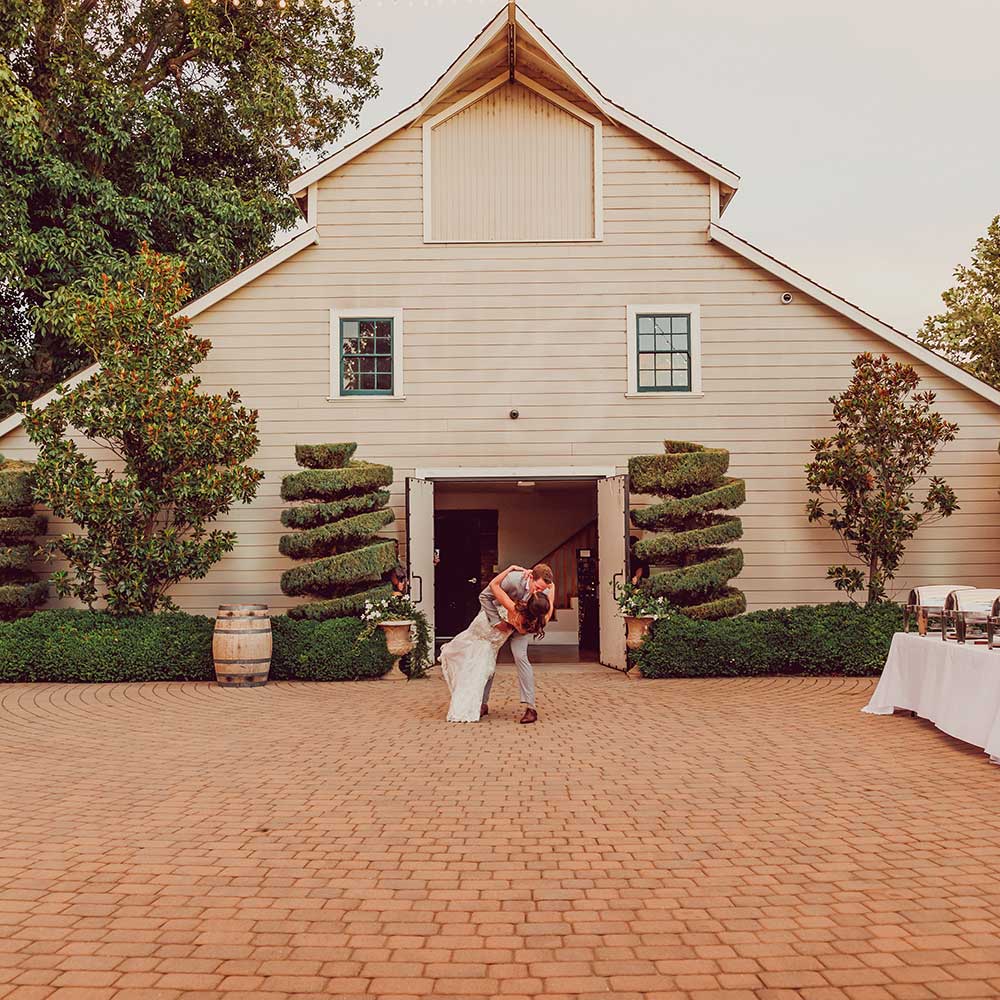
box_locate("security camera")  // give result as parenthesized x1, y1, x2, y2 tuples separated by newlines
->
(780, 292, 794, 305)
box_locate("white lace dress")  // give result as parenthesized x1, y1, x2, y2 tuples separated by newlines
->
(440, 610, 512, 722)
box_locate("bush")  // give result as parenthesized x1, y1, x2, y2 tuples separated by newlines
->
(0, 609, 215, 683)
(0, 609, 393, 682)
(279, 442, 397, 619)
(271, 616, 394, 681)
(629, 441, 746, 620)
(635, 602, 903, 678)
(0, 460, 47, 620)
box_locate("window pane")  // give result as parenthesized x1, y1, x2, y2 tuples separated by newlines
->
(655, 354, 671, 371)
(341, 316, 395, 394)
(639, 354, 654, 370)
(653, 317, 670, 334)
(673, 370, 689, 387)
(655, 370, 671, 387)
(671, 316, 689, 334)
(639, 334, 655, 351)
(638, 316, 654, 335)
(672, 353, 688, 370)
(638, 370, 655, 388)
(655, 334, 669, 351)
(672, 334, 689, 351)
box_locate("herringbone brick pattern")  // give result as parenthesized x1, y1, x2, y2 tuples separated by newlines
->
(2, 670, 1000, 999)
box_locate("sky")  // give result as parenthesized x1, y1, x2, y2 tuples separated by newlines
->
(327, 0, 1000, 335)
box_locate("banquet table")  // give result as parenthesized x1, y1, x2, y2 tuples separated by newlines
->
(863, 632, 1000, 762)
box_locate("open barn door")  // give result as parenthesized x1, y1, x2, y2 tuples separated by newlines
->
(406, 477, 435, 646)
(598, 474, 629, 670)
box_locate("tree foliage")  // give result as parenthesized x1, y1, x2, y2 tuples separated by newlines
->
(629, 441, 747, 620)
(279, 443, 396, 619)
(805, 353, 959, 604)
(22, 246, 263, 614)
(1, 0, 380, 409)
(918, 215, 1000, 388)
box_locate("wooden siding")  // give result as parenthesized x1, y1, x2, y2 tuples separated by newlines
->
(4, 107, 1000, 615)
(428, 80, 596, 242)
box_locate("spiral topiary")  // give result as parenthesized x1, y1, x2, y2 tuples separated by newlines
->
(279, 443, 396, 620)
(629, 440, 746, 620)
(0, 457, 48, 620)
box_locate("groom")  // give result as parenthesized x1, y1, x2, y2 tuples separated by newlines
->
(479, 563, 555, 724)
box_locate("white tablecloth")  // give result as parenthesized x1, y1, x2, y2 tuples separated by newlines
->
(864, 632, 1000, 762)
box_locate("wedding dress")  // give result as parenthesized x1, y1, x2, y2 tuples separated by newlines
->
(440, 610, 511, 723)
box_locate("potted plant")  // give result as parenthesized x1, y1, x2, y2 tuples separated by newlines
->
(360, 594, 432, 678)
(617, 583, 673, 650)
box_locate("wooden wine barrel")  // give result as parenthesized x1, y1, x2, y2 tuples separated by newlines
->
(213, 605, 272, 687)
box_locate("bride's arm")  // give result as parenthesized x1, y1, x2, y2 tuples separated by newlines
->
(489, 566, 521, 615)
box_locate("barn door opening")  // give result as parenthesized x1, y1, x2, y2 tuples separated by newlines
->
(598, 474, 629, 670)
(406, 477, 435, 646)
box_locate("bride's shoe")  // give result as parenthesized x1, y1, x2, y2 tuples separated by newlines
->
(520, 707, 537, 724)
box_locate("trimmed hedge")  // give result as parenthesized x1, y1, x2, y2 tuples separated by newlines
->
(271, 616, 394, 681)
(629, 441, 746, 620)
(635, 602, 903, 678)
(279, 443, 397, 621)
(0, 609, 394, 683)
(0, 459, 47, 620)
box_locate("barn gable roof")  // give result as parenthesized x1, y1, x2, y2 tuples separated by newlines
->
(288, 3, 740, 202)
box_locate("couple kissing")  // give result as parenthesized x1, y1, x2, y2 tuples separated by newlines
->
(439, 563, 555, 724)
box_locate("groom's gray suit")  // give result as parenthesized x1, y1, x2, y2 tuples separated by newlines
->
(479, 570, 536, 708)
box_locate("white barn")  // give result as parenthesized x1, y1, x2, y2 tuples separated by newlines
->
(3, 4, 999, 668)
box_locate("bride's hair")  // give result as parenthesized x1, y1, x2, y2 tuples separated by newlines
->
(515, 592, 550, 639)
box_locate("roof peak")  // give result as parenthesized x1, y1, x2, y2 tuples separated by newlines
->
(288, 2, 739, 197)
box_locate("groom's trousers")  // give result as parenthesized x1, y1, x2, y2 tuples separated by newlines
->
(482, 631, 535, 707)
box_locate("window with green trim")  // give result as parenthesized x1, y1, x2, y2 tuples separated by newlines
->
(340, 318, 394, 396)
(636, 313, 691, 392)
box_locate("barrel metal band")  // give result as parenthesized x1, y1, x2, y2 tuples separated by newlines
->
(214, 657, 271, 665)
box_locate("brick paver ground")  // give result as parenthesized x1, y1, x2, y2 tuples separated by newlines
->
(3, 667, 1000, 1000)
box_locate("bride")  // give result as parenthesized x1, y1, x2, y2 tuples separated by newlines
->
(440, 565, 550, 723)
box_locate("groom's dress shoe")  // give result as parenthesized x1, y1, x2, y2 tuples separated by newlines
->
(480, 704, 489, 718)
(520, 707, 538, 725)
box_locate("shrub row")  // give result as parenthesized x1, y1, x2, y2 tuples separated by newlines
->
(0, 610, 394, 683)
(635, 602, 902, 678)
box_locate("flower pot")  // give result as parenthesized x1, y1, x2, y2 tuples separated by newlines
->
(624, 614, 655, 651)
(378, 619, 415, 675)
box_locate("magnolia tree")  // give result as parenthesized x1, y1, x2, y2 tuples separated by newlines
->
(23, 247, 263, 614)
(806, 353, 959, 604)
(918, 215, 1000, 389)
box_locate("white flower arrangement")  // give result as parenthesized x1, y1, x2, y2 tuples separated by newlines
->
(361, 594, 417, 626)
(616, 582, 674, 619)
